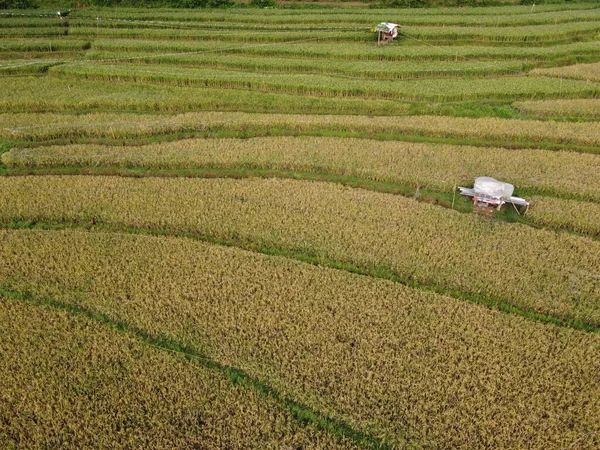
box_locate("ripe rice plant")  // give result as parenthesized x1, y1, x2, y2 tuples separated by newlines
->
(0, 297, 357, 449)
(3, 4, 600, 448)
(49, 63, 600, 102)
(4, 137, 599, 201)
(527, 196, 600, 236)
(0, 176, 598, 326)
(531, 61, 600, 82)
(513, 99, 600, 118)
(1, 228, 598, 449)
(2, 112, 597, 147)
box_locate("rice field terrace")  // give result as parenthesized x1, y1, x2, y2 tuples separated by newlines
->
(1, 2, 599, 449)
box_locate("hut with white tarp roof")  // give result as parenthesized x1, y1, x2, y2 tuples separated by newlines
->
(458, 177, 529, 213)
(375, 22, 400, 45)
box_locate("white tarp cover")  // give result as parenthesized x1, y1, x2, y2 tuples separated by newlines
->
(376, 22, 399, 34)
(474, 177, 514, 199)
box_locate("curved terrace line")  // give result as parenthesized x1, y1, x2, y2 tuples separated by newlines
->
(2, 219, 598, 333)
(0, 288, 394, 450)
(1, 166, 597, 240)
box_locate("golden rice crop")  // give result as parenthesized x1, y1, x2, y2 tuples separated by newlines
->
(1, 111, 598, 146)
(514, 99, 600, 118)
(4, 136, 599, 201)
(530, 61, 600, 82)
(0, 176, 598, 326)
(0, 296, 356, 449)
(1, 229, 598, 449)
(527, 196, 600, 235)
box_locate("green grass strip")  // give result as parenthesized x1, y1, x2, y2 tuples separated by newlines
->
(0, 287, 395, 450)
(2, 219, 598, 334)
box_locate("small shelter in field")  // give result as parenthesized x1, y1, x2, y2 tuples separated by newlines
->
(458, 177, 529, 213)
(375, 22, 400, 45)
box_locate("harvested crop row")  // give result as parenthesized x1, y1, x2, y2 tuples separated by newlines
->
(0, 176, 598, 326)
(531, 61, 600, 82)
(4, 136, 599, 201)
(49, 63, 599, 102)
(0, 77, 410, 115)
(1, 229, 598, 449)
(0, 296, 357, 449)
(2, 111, 598, 147)
(513, 99, 600, 118)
